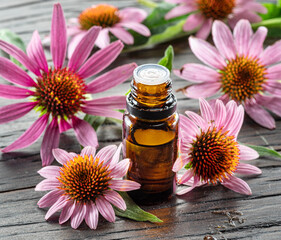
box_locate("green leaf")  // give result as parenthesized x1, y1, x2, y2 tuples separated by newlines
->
(252, 17, 281, 38)
(137, 0, 158, 8)
(158, 45, 174, 71)
(259, 3, 281, 20)
(184, 162, 192, 170)
(83, 114, 106, 131)
(0, 29, 26, 69)
(113, 192, 162, 223)
(245, 144, 281, 159)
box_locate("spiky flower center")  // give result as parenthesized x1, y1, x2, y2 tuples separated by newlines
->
(35, 68, 86, 118)
(79, 4, 120, 30)
(58, 155, 112, 203)
(190, 127, 239, 184)
(221, 56, 266, 102)
(197, 0, 235, 20)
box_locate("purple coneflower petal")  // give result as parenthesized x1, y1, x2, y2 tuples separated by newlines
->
(178, 169, 193, 184)
(38, 166, 61, 179)
(45, 195, 67, 220)
(199, 98, 215, 122)
(242, 2, 267, 14)
(85, 203, 99, 229)
(119, 7, 147, 22)
(51, 3, 67, 69)
(87, 63, 136, 93)
(67, 32, 87, 60)
(185, 111, 207, 129)
(196, 18, 212, 40)
(104, 190, 126, 211)
(257, 95, 281, 117)
(81, 146, 96, 157)
(96, 196, 115, 222)
(41, 118, 60, 166)
(183, 82, 220, 98)
(35, 178, 60, 191)
(71, 116, 98, 148)
(0, 57, 36, 87)
(68, 26, 101, 71)
(52, 148, 73, 165)
(109, 179, 141, 191)
(84, 96, 126, 109)
(0, 40, 40, 76)
(239, 145, 259, 161)
(109, 27, 134, 45)
(0, 102, 37, 124)
(247, 26, 267, 58)
(78, 40, 123, 79)
(260, 39, 281, 66)
(2, 114, 48, 153)
(266, 64, 281, 80)
(236, 163, 262, 175)
(227, 105, 244, 137)
(117, 22, 150, 36)
(0, 84, 34, 99)
(95, 145, 117, 164)
(109, 158, 130, 178)
(180, 114, 200, 137)
(95, 29, 110, 49)
(189, 37, 226, 69)
(233, 19, 252, 56)
(58, 118, 72, 133)
(107, 144, 122, 169)
(264, 81, 281, 95)
(71, 204, 87, 229)
(174, 63, 220, 83)
(212, 20, 236, 60)
(214, 100, 226, 128)
(27, 30, 48, 73)
(173, 155, 190, 172)
(166, 5, 197, 20)
(222, 175, 252, 195)
(183, 13, 204, 32)
(37, 189, 63, 208)
(59, 201, 76, 224)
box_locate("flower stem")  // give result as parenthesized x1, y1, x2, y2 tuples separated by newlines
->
(137, 0, 158, 8)
(251, 17, 281, 29)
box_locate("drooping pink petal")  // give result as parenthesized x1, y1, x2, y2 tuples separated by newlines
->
(78, 40, 123, 79)
(85, 203, 99, 229)
(104, 190, 126, 211)
(84, 96, 126, 109)
(51, 3, 67, 69)
(109, 27, 134, 45)
(67, 24, 82, 36)
(107, 144, 122, 169)
(222, 175, 252, 195)
(41, 118, 60, 166)
(117, 22, 150, 36)
(68, 26, 101, 71)
(226, 105, 244, 137)
(224, 101, 237, 127)
(183, 13, 204, 32)
(58, 118, 72, 133)
(199, 98, 215, 122)
(0, 57, 36, 87)
(172, 155, 190, 172)
(86, 63, 136, 93)
(35, 178, 60, 191)
(0, 84, 34, 99)
(166, 5, 197, 20)
(241, 2, 267, 14)
(37, 166, 61, 179)
(233, 19, 253, 56)
(27, 30, 48, 73)
(244, 101, 275, 129)
(59, 200, 76, 224)
(0, 102, 36, 124)
(2, 114, 49, 153)
(109, 158, 130, 178)
(180, 114, 200, 137)
(182, 82, 220, 98)
(95, 145, 117, 165)
(229, 11, 261, 29)
(71, 116, 98, 148)
(96, 196, 115, 222)
(212, 20, 236, 60)
(189, 36, 226, 69)
(95, 28, 110, 49)
(119, 7, 147, 22)
(236, 163, 262, 175)
(178, 170, 193, 184)
(0, 40, 40, 76)
(247, 26, 267, 58)
(67, 32, 87, 60)
(81, 146, 96, 157)
(52, 148, 74, 165)
(195, 18, 212, 39)
(260, 39, 281, 66)
(177, 185, 197, 195)
(185, 111, 207, 129)
(214, 100, 226, 128)
(45, 195, 67, 220)
(71, 203, 87, 229)
(177, 176, 200, 195)
(264, 81, 281, 96)
(37, 189, 63, 208)
(266, 64, 281, 80)
(174, 63, 220, 83)
(109, 179, 141, 191)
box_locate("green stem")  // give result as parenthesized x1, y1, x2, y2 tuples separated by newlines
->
(137, 0, 158, 8)
(251, 17, 281, 29)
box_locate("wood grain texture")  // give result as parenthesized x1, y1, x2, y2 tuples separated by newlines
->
(0, 0, 281, 239)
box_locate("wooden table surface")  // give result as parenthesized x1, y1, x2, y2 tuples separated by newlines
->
(1, 0, 281, 239)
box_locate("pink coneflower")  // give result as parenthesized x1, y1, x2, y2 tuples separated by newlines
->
(174, 98, 261, 195)
(175, 19, 281, 129)
(165, 0, 267, 39)
(0, 3, 137, 166)
(36, 145, 140, 229)
(67, 4, 151, 57)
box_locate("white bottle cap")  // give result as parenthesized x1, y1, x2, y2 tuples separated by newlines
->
(133, 64, 170, 85)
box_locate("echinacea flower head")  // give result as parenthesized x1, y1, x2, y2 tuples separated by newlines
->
(165, 0, 267, 39)
(175, 19, 281, 129)
(173, 98, 261, 195)
(67, 4, 151, 57)
(36, 145, 140, 229)
(0, 3, 137, 166)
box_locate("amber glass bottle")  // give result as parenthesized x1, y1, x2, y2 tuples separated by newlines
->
(123, 64, 178, 204)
